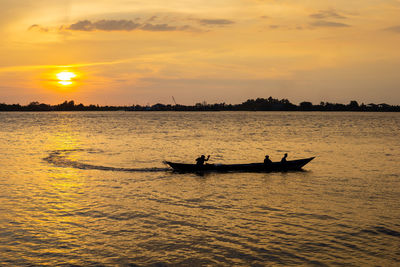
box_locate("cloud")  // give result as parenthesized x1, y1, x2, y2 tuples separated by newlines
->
(308, 9, 350, 28)
(67, 20, 93, 31)
(28, 24, 49, 32)
(310, 9, 347, 20)
(33, 16, 234, 33)
(199, 19, 234, 26)
(67, 19, 141, 31)
(64, 19, 193, 32)
(0, 58, 133, 73)
(384, 25, 400, 33)
(140, 23, 177, 31)
(94, 20, 141, 31)
(147, 16, 158, 22)
(310, 20, 350, 28)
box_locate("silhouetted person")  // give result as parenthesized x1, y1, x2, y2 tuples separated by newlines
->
(264, 155, 272, 165)
(196, 155, 210, 166)
(281, 153, 288, 163)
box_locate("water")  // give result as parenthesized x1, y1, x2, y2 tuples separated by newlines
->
(0, 111, 399, 266)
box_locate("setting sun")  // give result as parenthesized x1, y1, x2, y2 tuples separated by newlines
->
(56, 71, 76, 86)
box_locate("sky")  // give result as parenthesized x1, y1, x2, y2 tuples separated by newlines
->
(1, 0, 400, 105)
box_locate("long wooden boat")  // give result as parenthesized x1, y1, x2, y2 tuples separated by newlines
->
(164, 157, 315, 173)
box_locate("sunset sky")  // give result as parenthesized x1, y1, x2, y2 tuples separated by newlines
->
(1, 0, 400, 105)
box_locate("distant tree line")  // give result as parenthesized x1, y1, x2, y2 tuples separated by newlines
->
(0, 101, 124, 111)
(1, 97, 399, 112)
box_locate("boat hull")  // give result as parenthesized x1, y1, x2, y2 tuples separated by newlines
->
(165, 157, 315, 173)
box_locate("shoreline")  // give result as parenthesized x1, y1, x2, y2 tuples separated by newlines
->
(1, 97, 399, 112)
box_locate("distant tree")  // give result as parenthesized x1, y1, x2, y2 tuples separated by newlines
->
(299, 101, 313, 111)
(28, 101, 40, 106)
(348, 100, 359, 111)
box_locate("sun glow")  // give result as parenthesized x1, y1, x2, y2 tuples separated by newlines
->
(56, 71, 76, 86)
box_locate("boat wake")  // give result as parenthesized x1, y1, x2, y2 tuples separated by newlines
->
(43, 149, 169, 172)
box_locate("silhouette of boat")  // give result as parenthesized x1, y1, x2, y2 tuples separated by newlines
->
(164, 157, 315, 173)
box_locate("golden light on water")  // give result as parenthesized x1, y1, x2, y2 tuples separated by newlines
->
(56, 71, 76, 86)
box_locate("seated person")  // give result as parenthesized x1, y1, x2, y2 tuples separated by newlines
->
(264, 155, 272, 165)
(196, 155, 210, 166)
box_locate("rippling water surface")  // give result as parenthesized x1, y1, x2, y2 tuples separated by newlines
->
(0, 111, 399, 266)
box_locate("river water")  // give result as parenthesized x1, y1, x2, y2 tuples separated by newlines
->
(0, 111, 399, 266)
